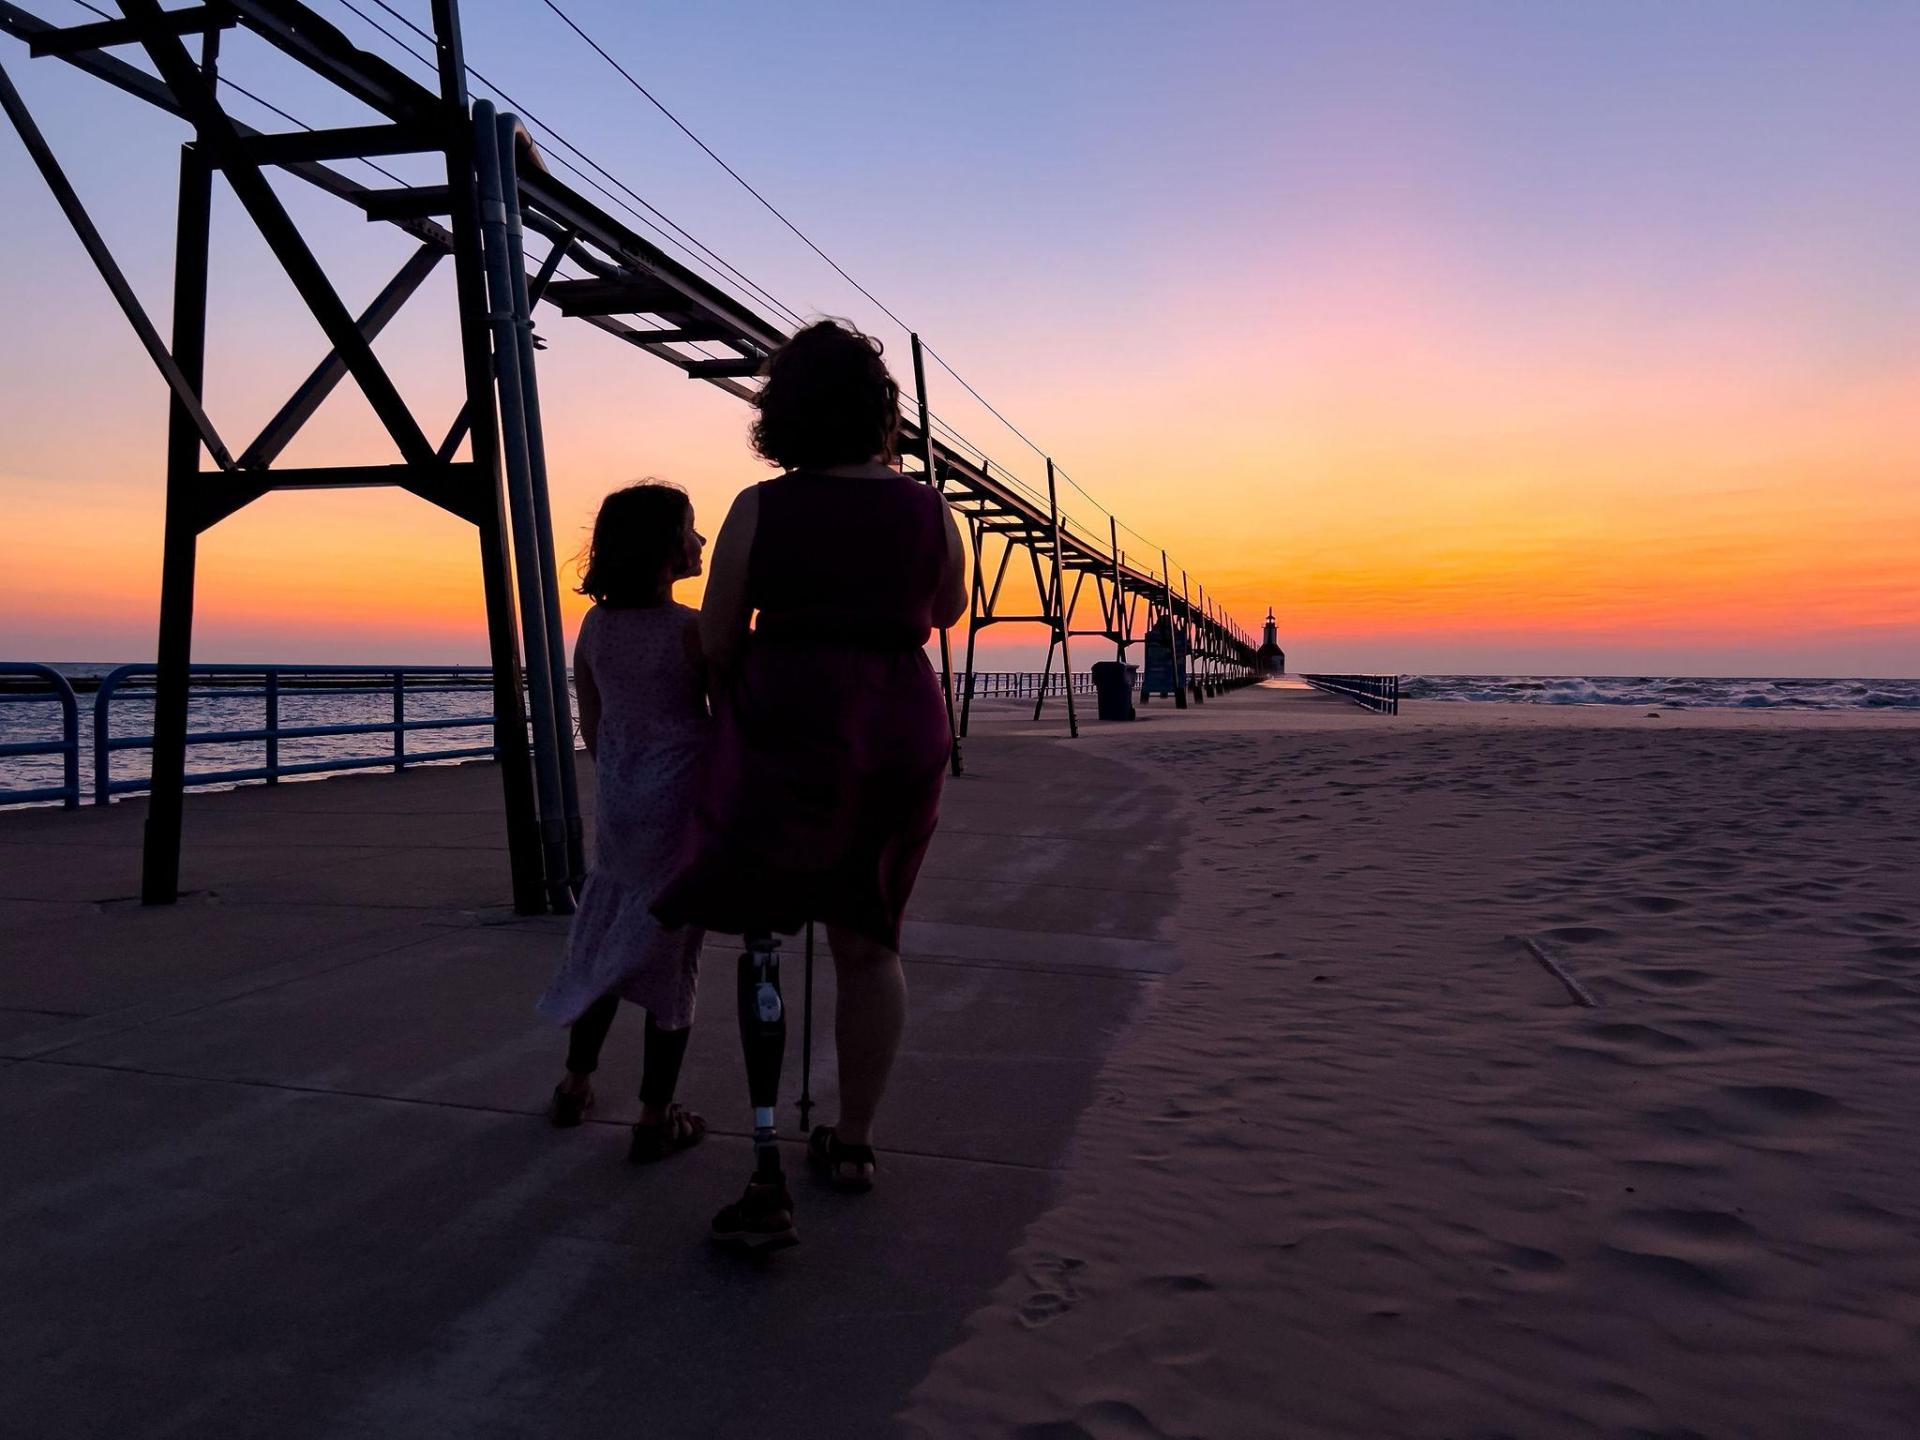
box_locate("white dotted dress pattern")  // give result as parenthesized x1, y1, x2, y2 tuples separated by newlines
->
(536, 602, 708, 1030)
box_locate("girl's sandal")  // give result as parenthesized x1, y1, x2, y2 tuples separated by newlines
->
(628, 1104, 707, 1164)
(548, 1084, 593, 1129)
(807, 1125, 877, 1193)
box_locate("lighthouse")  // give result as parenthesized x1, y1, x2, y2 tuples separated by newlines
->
(1256, 606, 1286, 675)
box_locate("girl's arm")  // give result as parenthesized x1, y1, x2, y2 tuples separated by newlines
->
(699, 485, 758, 677)
(574, 630, 601, 760)
(932, 494, 968, 629)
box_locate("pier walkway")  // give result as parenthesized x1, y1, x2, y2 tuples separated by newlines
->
(0, 684, 1347, 1439)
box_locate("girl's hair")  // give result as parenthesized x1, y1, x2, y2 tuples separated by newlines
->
(576, 481, 691, 608)
(750, 319, 901, 471)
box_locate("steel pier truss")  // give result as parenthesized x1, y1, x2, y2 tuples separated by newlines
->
(1, 0, 1260, 912)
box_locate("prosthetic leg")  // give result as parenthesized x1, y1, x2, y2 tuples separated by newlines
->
(737, 931, 787, 1180)
(712, 931, 799, 1250)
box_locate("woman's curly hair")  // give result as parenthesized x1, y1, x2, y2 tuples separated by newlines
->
(575, 481, 691, 608)
(750, 319, 901, 471)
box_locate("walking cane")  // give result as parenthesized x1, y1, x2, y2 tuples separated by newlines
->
(797, 920, 815, 1131)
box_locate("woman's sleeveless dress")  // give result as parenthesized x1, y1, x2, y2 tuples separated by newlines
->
(654, 469, 952, 949)
(536, 603, 708, 1029)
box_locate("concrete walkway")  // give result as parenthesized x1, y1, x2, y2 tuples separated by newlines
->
(0, 692, 1289, 1439)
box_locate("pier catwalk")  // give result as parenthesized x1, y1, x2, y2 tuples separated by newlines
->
(6, 683, 1920, 1438)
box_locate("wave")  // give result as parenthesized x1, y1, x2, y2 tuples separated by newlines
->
(1398, 675, 1920, 711)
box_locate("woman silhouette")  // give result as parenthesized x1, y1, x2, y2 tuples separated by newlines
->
(656, 320, 966, 1248)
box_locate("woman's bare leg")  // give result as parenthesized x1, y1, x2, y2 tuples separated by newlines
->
(825, 923, 906, 1148)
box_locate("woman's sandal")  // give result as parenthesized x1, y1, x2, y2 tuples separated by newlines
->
(548, 1084, 593, 1129)
(628, 1104, 707, 1164)
(807, 1125, 877, 1193)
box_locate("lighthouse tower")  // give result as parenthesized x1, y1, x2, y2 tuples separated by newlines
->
(1256, 605, 1286, 676)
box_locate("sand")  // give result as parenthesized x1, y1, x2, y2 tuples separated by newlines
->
(905, 691, 1920, 1438)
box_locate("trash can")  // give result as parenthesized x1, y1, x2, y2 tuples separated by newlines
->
(1091, 661, 1137, 721)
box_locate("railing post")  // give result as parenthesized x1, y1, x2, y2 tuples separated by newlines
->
(264, 670, 280, 783)
(93, 673, 117, 806)
(60, 677, 78, 809)
(392, 670, 406, 771)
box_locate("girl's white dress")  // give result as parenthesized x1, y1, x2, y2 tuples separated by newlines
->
(536, 603, 708, 1029)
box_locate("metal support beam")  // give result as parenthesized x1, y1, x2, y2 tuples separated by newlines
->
(124, 0, 439, 471)
(229, 121, 434, 166)
(1161, 550, 1186, 710)
(1040, 458, 1079, 738)
(238, 243, 446, 471)
(495, 109, 585, 896)
(911, 333, 962, 775)
(429, 0, 543, 912)
(141, 44, 218, 905)
(0, 59, 233, 469)
(29, 5, 230, 57)
(957, 515, 987, 739)
(1181, 570, 1203, 705)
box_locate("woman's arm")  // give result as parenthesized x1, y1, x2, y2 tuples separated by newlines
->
(574, 635, 601, 760)
(699, 485, 759, 676)
(932, 494, 968, 629)
(682, 606, 710, 712)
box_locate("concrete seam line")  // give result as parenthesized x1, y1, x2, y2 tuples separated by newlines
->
(15, 1056, 1062, 1173)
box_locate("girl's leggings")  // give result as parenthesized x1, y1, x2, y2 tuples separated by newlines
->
(566, 997, 690, 1108)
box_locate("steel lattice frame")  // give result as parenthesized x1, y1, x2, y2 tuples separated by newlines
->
(2, 0, 1261, 910)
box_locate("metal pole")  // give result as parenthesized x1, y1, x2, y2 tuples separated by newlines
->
(1181, 571, 1202, 705)
(141, 31, 218, 906)
(392, 670, 406, 772)
(1160, 549, 1186, 710)
(497, 114, 584, 894)
(427, 1, 544, 915)
(474, 103, 571, 914)
(958, 517, 984, 739)
(1108, 515, 1126, 662)
(798, 919, 815, 1130)
(1203, 594, 1215, 696)
(1044, 458, 1079, 738)
(0, 61, 231, 471)
(264, 671, 279, 784)
(909, 334, 963, 776)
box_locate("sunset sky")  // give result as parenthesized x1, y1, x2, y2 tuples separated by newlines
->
(3, 0, 1917, 675)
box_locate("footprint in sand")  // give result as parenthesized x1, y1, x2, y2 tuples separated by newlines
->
(1721, 1083, 1843, 1119)
(1015, 1399, 1191, 1440)
(1596, 1242, 1740, 1295)
(1017, 1291, 1075, 1328)
(1598, 1207, 1761, 1295)
(1017, 1256, 1088, 1329)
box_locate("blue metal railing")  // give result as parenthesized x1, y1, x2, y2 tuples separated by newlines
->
(0, 663, 82, 808)
(964, 670, 1095, 699)
(1301, 673, 1401, 715)
(1, 663, 1105, 809)
(91, 664, 498, 805)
